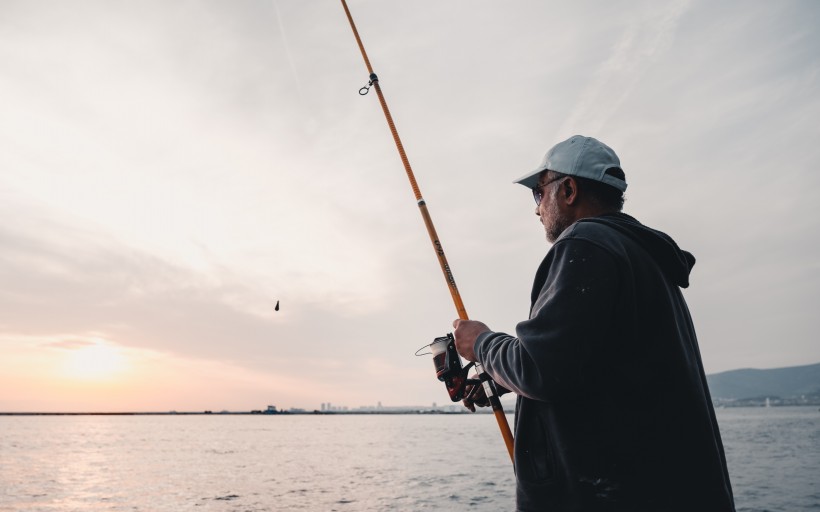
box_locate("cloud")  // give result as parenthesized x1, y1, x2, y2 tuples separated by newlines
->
(558, 0, 693, 137)
(41, 338, 98, 350)
(0, 200, 449, 407)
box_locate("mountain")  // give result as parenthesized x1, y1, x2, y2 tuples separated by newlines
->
(706, 362, 820, 402)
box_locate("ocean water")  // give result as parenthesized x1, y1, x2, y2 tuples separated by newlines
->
(718, 406, 820, 511)
(0, 407, 817, 511)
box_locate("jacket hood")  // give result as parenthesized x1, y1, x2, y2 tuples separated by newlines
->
(579, 213, 696, 288)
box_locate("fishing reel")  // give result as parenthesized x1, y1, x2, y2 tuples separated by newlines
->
(416, 333, 481, 402)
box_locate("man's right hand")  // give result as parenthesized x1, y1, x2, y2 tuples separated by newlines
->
(452, 318, 491, 361)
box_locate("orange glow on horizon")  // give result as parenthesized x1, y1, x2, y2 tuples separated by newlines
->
(1, 334, 345, 412)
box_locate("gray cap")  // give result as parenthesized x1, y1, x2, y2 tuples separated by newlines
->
(514, 135, 627, 191)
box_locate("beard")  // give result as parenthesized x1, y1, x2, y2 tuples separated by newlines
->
(543, 190, 574, 243)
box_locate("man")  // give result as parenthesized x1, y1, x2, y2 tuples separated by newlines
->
(453, 135, 735, 511)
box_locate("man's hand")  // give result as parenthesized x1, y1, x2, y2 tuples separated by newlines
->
(462, 376, 490, 412)
(452, 319, 491, 362)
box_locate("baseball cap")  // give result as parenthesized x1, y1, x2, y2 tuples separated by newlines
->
(514, 135, 627, 192)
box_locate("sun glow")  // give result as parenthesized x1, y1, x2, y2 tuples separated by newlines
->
(63, 340, 129, 381)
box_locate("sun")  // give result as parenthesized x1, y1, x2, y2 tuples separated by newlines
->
(64, 340, 128, 381)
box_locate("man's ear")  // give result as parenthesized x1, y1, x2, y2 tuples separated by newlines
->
(563, 177, 579, 205)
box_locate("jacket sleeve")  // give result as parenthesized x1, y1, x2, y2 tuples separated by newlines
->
(474, 237, 621, 403)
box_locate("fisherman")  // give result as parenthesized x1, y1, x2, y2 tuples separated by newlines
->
(453, 135, 735, 512)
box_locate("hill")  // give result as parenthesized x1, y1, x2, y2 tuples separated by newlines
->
(706, 362, 820, 406)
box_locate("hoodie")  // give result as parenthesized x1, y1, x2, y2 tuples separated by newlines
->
(475, 213, 735, 512)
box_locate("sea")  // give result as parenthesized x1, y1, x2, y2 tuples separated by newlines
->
(0, 406, 818, 511)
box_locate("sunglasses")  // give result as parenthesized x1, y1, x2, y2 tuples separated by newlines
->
(532, 175, 565, 205)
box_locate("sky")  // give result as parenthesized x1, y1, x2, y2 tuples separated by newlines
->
(1, 0, 818, 412)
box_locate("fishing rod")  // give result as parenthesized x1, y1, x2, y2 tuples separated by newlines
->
(340, 0, 514, 463)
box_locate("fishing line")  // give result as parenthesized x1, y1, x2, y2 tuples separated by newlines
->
(340, 0, 514, 463)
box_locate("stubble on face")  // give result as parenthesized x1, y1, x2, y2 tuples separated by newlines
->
(540, 178, 573, 244)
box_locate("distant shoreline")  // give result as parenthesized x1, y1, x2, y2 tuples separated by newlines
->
(2, 404, 818, 416)
(0, 410, 499, 416)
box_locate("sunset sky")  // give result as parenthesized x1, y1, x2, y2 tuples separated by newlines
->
(2, 0, 818, 412)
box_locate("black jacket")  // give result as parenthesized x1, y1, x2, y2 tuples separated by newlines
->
(475, 213, 735, 512)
